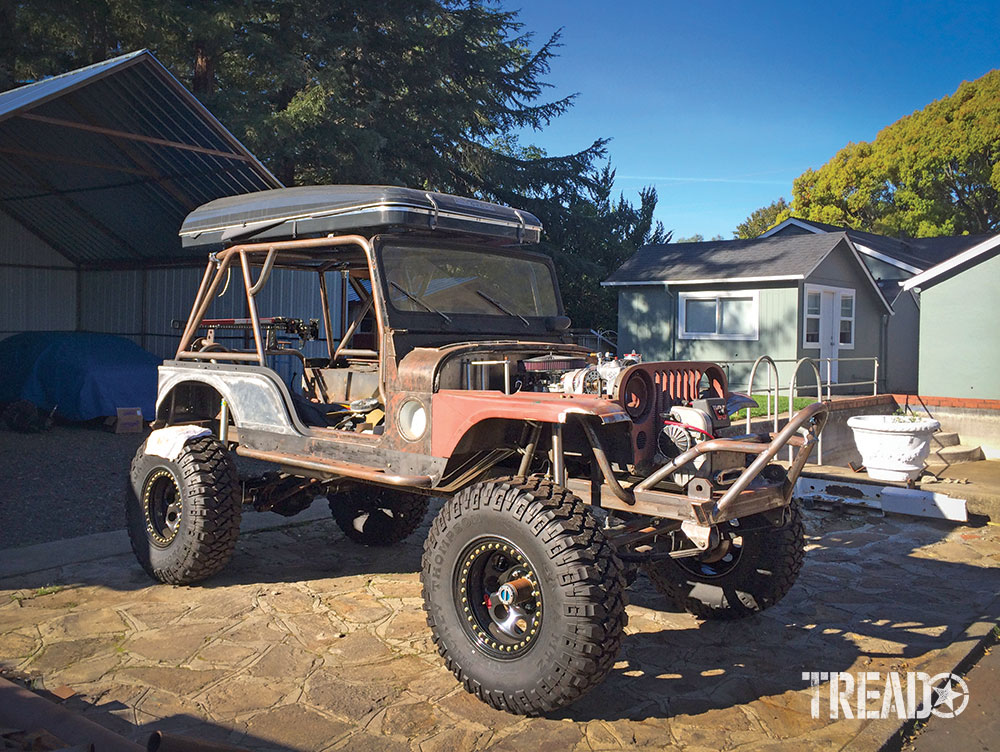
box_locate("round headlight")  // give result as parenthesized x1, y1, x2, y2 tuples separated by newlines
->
(398, 399, 427, 441)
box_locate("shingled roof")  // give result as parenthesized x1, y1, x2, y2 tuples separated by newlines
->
(761, 218, 992, 272)
(604, 232, 849, 285)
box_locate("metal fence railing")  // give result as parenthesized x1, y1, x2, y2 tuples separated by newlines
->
(717, 355, 880, 466)
(718, 356, 879, 402)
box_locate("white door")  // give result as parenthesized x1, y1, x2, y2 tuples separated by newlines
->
(818, 291, 839, 383)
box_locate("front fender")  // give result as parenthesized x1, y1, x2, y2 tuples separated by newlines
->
(430, 389, 629, 457)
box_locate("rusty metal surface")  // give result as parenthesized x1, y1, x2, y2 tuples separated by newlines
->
(714, 400, 827, 516)
(234, 446, 433, 487)
(430, 389, 629, 457)
(565, 477, 788, 525)
(612, 361, 730, 468)
(394, 340, 591, 394)
(566, 401, 828, 524)
(0, 677, 143, 752)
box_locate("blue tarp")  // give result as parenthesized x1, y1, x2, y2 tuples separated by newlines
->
(0, 332, 161, 421)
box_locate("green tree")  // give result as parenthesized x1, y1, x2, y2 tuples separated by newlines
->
(734, 197, 788, 238)
(3, 0, 667, 330)
(533, 164, 668, 331)
(4, 1, 604, 188)
(789, 70, 1000, 236)
(675, 234, 704, 243)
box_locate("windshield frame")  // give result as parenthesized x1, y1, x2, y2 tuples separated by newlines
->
(373, 235, 566, 335)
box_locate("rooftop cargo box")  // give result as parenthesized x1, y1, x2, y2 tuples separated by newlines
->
(179, 185, 542, 250)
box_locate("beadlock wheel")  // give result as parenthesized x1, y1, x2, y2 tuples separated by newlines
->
(421, 476, 628, 715)
(125, 435, 242, 585)
(142, 469, 183, 547)
(454, 536, 542, 659)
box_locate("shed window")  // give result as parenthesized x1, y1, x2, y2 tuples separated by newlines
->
(804, 291, 821, 344)
(805, 317, 820, 345)
(839, 294, 855, 345)
(679, 291, 759, 340)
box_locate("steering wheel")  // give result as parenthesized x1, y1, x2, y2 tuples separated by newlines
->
(191, 338, 233, 364)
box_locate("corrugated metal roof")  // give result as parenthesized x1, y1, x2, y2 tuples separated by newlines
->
(0, 49, 281, 267)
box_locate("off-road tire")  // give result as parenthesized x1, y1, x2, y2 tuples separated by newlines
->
(329, 486, 429, 546)
(126, 435, 242, 585)
(421, 475, 628, 715)
(644, 501, 804, 620)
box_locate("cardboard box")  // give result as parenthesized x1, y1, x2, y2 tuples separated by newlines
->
(115, 407, 144, 434)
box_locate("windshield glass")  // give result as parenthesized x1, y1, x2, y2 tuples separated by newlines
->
(380, 243, 560, 318)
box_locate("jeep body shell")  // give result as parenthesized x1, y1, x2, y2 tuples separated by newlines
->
(159, 186, 827, 526)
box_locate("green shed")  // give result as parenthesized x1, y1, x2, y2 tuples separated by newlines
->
(903, 235, 1000, 400)
(604, 233, 892, 395)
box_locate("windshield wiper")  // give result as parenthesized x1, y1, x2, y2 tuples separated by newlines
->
(390, 281, 451, 322)
(476, 289, 529, 327)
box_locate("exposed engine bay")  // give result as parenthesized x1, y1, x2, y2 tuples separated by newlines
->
(513, 352, 644, 397)
(447, 348, 757, 493)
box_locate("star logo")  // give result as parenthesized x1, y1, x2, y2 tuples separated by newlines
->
(929, 673, 970, 718)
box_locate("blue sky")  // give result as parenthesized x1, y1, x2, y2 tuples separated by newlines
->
(505, 1, 999, 239)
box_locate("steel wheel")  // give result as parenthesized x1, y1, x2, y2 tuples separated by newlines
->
(454, 537, 542, 659)
(644, 502, 805, 620)
(674, 533, 744, 579)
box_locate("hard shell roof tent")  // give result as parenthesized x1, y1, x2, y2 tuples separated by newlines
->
(179, 185, 543, 251)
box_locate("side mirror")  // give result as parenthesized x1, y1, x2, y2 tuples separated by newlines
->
(545, 315, 571, 332)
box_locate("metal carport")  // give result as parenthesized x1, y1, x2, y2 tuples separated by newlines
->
(0, 50, 313, 358)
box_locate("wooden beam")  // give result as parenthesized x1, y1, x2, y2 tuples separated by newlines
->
(66, 98, 196, 212)
(0, 146, 153, 176)
(18, 113, 254, 162)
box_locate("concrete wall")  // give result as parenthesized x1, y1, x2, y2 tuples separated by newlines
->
(812, 397, 898, 467)
(900, 402, 1000, 460)
(718, 395, 899, 468)
(918, 251, 1000, 400)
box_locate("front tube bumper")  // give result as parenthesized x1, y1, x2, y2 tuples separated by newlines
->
(579, 401, 829, 524)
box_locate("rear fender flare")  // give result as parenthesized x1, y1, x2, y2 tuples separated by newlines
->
(156, 364, 304, 435)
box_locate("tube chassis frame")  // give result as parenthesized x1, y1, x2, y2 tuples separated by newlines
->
(161, 234, 828, 530)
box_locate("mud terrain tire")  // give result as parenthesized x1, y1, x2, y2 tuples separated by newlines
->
(126, 435, 242, 585)
(421, 476, 627, 715)
(644, 501, 804, 620)
(330, 486, 429, 546)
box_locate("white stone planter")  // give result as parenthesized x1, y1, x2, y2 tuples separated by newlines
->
(847, 415, 941, 482)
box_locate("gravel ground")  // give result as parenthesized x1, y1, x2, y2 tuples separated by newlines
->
(0, 423, 272, 550)
(0, 423, 147, 549)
